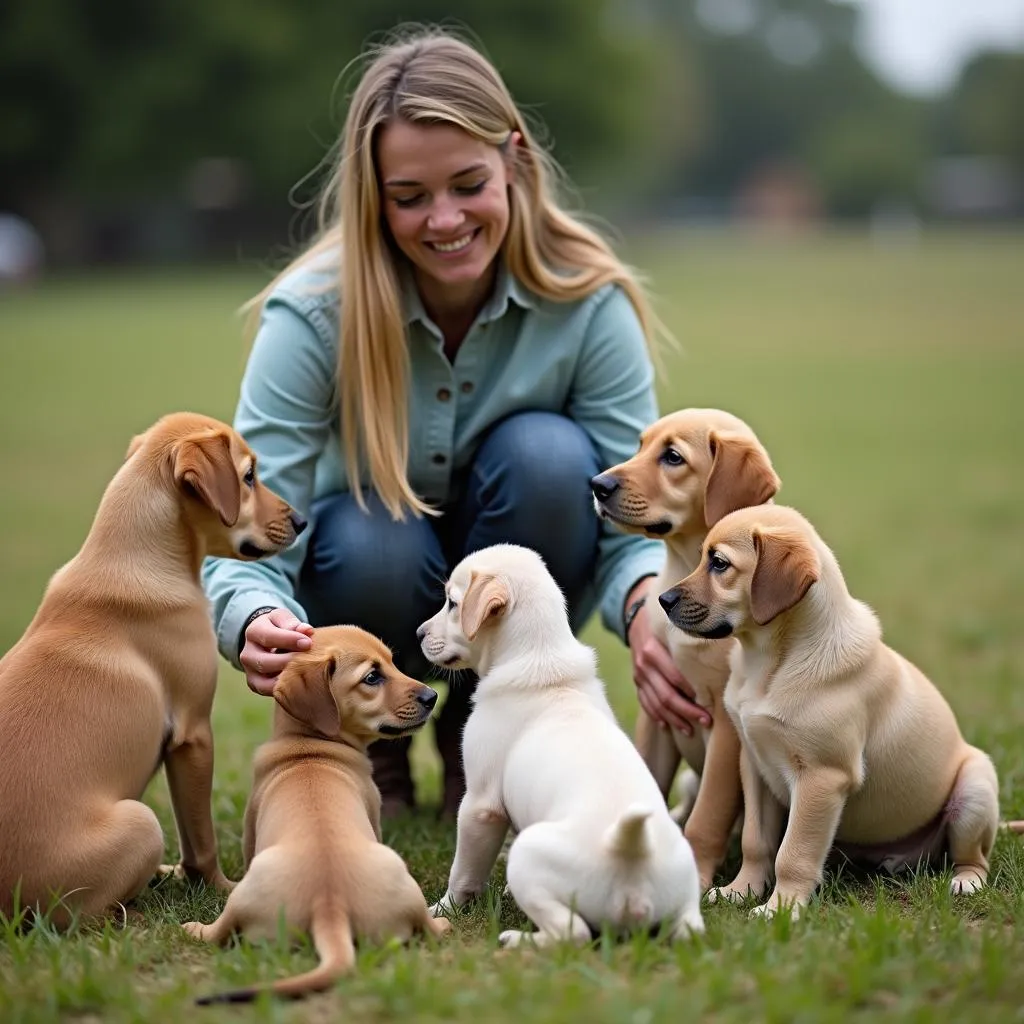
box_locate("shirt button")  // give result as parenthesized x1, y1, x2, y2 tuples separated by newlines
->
(431, 453, 447, 466)
(437, 387, 452, 402)
(460, 381, 474, 394)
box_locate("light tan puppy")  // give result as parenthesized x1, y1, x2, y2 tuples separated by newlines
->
(183, 626, 449, 1002)
(661, 504, 1000, 918)
(0, 412, 304, 926)
(591, 409, 780, 889)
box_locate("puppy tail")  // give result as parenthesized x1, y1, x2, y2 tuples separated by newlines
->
(604, 803, 654, 860)
(195, 909, 354, 1005)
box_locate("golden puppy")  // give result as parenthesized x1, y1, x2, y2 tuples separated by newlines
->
(661, 504, 1000, 917)
(183, 626, 449, 1002)
(591, 409, 780, 888)
(0, 412, 304, 926)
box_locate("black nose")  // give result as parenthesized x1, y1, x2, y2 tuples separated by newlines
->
(416, 623, 427, 641)
(659, 588, 681, 615)
(590, 473, 620, 502)
(290, 511, 308, 535)
(417, 687, 438, 710)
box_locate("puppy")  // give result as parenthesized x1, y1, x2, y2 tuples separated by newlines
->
(183, 626, 448, 1002)
(661, 504, 1000, 917)
(591, 408, 780, 888)
(0, 412, 304, 925)
(418, 544, 704, 947)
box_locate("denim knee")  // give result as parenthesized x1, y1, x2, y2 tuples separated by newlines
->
(461, 411, 602, 608)
(296, 491, 446, 673)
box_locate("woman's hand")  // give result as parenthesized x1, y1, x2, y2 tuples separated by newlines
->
(625, 580, 712, 737)
(240, 608, 315, 696)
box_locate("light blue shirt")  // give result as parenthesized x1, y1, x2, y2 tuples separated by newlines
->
(202, 255, 664, 666)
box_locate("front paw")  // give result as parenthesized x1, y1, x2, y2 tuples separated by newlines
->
(749, 892, 802, 921)
(429, 894, 457, 918)
(498, 929, 532, 948)
(181, 921, 207, 941)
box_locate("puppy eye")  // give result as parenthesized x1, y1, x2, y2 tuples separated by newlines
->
(661, 447, 685, 467)
(446, 596, 458, 612)
(362, 669, 384, 686)
(243, 465, 255, 488)
(708, 552, 731, 574)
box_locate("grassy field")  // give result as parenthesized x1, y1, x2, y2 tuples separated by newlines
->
(1, 228, 1023, 1022)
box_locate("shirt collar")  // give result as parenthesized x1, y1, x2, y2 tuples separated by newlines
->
(400, 257, 537, 330)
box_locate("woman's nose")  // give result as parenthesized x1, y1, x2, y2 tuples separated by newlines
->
(427, 196, 465, 234)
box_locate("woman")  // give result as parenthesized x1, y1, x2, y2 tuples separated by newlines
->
(203, 27, 708, 819)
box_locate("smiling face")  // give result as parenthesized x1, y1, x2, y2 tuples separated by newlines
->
(590, 409, 780, 541)
(377, 120, 515, 313)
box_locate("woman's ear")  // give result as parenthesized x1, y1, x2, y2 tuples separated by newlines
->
(503, 131, 523, 181)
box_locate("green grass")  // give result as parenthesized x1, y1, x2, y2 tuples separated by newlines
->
(1, 228, 1023, 1022)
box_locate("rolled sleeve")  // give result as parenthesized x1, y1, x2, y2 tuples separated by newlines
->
(202, 295, 336, 666)
(567, 286, 665, 641)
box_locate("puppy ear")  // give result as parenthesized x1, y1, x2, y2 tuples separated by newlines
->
(704, 431, 781, 528)
(273, 653, 340, 737)
(125, 433, 146, 462)
(750, 527, 819, 625)
(461, 572, 509, 641)
(172, 431, 240, 527)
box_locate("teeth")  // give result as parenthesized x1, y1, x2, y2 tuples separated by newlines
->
(432, 233, 473, 253)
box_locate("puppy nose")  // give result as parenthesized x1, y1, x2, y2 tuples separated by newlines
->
(659, 587, 681, 615)
(290, 511, 308, 535)
(415, 623, 427, 641)
(417, 687, 438, 710)
(589, 473, 620, 502)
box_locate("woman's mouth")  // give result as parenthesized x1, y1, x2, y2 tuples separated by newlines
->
(425, 228, 480, 255)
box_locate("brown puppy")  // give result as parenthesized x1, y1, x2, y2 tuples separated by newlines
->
(183, 626, 449, 1002)
(661, 504, 1000, 917)
(0, 412, 304, 926)
(591, 409, 780, 889)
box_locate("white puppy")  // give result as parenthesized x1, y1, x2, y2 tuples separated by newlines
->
(417, 544, 704, 947)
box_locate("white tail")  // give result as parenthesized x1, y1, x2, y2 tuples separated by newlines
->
(603, 804, 653, 859)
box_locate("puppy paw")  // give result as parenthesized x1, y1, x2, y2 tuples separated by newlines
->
(181, 921, 206, 941)
(950, 872, 985, 895)
(749, 896, 802, 921)
(429, 917, 453, 940)
(707, 885, 746, 905)
(498, 929, 532, 948)
(157, 863, 186, 881)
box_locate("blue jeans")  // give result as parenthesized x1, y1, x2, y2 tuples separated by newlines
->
(296, 411, 602, 809)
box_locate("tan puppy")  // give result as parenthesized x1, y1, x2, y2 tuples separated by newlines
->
(0, 412, 304, 926)
(591, 409, 780, 888)
(183, 626, 449, 1002)
(661, 504, 1000, 917)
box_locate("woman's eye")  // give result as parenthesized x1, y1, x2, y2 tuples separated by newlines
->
(661, 448, 685, 467)
(709, 553, 730, 574)
(392, 194, 424, 209)
(243, 466, 255, 488)
(363, 669, 383, 686)
(454, 180, 487, 197)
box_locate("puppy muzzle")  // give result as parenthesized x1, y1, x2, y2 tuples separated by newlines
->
(659, 586, 733, 639)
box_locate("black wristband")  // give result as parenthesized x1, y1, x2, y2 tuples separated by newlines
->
(624, 596, 647, 646)
(238, 605, 278, 657)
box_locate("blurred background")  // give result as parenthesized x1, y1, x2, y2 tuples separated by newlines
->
(0, 0, 1022, 831)
(2, 0, 1023, 275)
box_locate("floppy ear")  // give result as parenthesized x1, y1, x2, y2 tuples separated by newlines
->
(125, 432, 146, 462)
(704, 431, 781, 528)
(273, 654, 340, 738)
(750, 526, 819, 626)
(461, 572, 509, 641)
(172, 431, 240, 527)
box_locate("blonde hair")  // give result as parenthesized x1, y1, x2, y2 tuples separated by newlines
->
(247, 26, 666, 520)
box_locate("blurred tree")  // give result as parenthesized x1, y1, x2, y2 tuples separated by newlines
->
(0, 0, 686, 214)
(941, 50, 1024, 171)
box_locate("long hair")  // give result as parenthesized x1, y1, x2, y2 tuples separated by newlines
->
(246, 26, 667, 520)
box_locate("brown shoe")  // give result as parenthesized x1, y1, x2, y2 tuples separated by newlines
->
(368, 735, 416, 819)
(434, 676, 475, 820)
